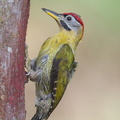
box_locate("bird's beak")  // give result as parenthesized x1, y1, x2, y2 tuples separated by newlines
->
(42, 8, 60, 21)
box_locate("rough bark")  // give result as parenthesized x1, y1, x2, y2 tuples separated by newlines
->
(0, 0, 30, 120)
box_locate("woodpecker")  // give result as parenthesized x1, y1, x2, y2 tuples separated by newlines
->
(26, 8, 84, 120)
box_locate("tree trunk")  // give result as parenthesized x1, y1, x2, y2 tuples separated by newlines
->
(0, 0, 30, 120)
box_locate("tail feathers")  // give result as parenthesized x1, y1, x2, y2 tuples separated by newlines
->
(31, 113, 47, 120)
(31, 108, 47, 120)
(31, 113, 40, 120)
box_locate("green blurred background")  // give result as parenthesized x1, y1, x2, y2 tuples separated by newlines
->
(25, 0, 120, 120)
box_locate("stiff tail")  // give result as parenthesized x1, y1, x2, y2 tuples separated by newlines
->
(31, 113, 48, 120)
(31, 113, 40, 120)
(31, 108, 48, 120)
(31, 108, 41, 120)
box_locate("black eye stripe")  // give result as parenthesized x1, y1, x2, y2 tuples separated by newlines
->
(63, 14, 68, 17)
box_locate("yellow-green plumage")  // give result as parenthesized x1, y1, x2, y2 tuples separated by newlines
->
(29, 8, 84, 120)
(50, 44, 75, 109)
(32, 30, 81, 120)
(35, 29, 80, 96)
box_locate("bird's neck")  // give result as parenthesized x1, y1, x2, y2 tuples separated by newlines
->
(59, 28, 83, 52)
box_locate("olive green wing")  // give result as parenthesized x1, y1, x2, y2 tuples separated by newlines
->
(49, 44, 77, 113)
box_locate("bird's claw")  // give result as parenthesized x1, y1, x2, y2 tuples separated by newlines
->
(25, 71, 30, 76)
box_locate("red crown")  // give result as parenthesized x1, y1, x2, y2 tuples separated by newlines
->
(63, 13, 84, 28)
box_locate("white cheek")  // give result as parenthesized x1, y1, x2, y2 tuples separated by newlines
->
(70, 20, 80, 28)
(73, 22, 80, 27)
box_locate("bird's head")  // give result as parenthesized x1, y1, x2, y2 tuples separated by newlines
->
(42, 8, 84, 37)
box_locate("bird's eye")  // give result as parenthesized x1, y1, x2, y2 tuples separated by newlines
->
(67, 16, 72, 21)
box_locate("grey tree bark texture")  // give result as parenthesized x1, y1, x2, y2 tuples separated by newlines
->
(0, 0, 30, 120)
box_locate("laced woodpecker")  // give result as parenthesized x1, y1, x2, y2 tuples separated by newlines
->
(26, 8, 84, 120)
